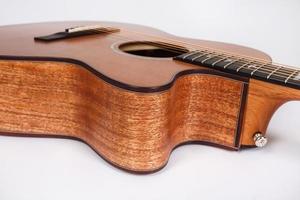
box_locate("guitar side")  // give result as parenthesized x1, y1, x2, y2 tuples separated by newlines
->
(0, 60, 246, 172)
(0, 21, 298, 172)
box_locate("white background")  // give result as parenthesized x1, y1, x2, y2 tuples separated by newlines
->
(0, 0, 300, 199)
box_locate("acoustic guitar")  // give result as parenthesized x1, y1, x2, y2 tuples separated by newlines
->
(0, 21, 298, 173)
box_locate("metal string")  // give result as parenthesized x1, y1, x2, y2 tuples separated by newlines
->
(77, 27, 300, 80)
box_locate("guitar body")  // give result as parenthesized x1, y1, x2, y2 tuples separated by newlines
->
(0, 21, 298, 172)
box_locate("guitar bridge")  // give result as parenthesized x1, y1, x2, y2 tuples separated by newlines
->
(34, 25, 120, 42)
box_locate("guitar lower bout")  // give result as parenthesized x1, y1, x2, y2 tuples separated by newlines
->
(0, 21, 299, 173)
(0, 59, 249, 172)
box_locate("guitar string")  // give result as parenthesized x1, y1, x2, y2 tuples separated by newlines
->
(83, 29, 299, 81)
(91, 28, 299, 77)
(83, 29, 187, 53)
(87, 29, 281, 73)
(82, 29, 299, 79)
(118, 28, 300, 72)
(78, 28, 300, 80)
(87, 28, 289, 71)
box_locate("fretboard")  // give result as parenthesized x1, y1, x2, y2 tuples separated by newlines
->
(174, 50, 300, 89)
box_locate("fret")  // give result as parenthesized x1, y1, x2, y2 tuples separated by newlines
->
(265, 64, 295, 74)
(192, 52, 213, 61)
(187, 51, 208, 61)
(182, 51, 200, 60)
(193, 53, 222, 65)
(267, 66, 294, 82)
(174, 51, 300, 90)
(280, 69, 300, 89)
(223, 59, 239, 69)
(250, 63, 268, 76)
(236, 61, 253, 72)
(196, 55, 222, 65)
(267, 66, 282, 79)
(218, 59, 245, 71)
(282, 68, 300, 89)
(292, 72, 300, 80)
(253, 63, 286, 78)
(191, 51, 210, 61)
(211, 56, 231, 67)
(236, 62, 269, 78)
(200, 54, 217, 64)
(262, 64, 297, 82)
(285, 70, 299, 83)
(247, 64, 260, 70)
(246, 62, 271, 79)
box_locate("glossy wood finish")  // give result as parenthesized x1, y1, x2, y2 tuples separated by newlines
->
(0, 60, 245, 172)
(0, 21, 270, 89)
(241, 79, 300, 145)
(0, 21, 297, 172)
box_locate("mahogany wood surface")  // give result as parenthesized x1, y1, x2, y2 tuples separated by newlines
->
(241, 79, 300, 145)
(0, 21, 270, 89)
(0, 60, 247, 172)
(0, 21, 296, 172)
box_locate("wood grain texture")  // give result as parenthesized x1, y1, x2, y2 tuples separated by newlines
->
(0, 21, 271, 89)
(2, 21, 291, 172)
(0, 60, 245, 172)
(241, 79, 300, 146)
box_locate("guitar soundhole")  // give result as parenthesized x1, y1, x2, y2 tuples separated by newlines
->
(118, 41, 188, 58)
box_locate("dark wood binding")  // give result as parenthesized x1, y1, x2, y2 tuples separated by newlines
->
(0, 21, 298, 172)
(0, 60, 246, 172)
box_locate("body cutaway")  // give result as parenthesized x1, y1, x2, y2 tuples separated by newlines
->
(0, 21, 298, 172)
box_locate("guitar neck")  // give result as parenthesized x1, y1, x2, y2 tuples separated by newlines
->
(174, 50, 300, 90)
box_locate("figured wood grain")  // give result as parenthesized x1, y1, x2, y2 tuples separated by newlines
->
(0, 60, 245, 172)
(1, 21, 291, 173)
